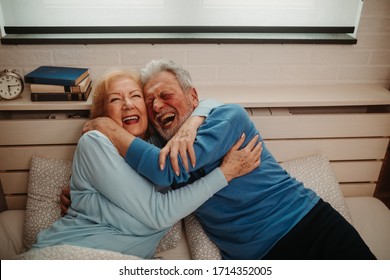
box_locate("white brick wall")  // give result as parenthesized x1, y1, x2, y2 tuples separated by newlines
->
(0, 0, 389, 88)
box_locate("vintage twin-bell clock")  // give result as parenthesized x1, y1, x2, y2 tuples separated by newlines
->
(0, 69, 24, 100)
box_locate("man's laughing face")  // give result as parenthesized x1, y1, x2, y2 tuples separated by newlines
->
(144, 71, 199, 141)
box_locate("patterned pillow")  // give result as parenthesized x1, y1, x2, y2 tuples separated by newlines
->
(155, 220, 182, 254)
(280, 154, 353, 224)
(184, 214, 221, 260)
(22, 156, 72, 251)
(22, 155, 182, 254)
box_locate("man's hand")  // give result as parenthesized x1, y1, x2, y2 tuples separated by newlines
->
(220, 134, 262, 182)
(60, 186, 71, 217)
(159, 116, 205, 175)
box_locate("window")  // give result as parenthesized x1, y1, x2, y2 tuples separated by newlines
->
(0, 0, 364, 44)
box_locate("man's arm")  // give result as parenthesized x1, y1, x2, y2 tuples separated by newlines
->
(60, 186, 70, 216)
(126, 104, 256, 186)
(160, 99, 223, 173)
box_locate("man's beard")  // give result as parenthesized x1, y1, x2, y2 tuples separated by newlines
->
(156, 110, 192, 141)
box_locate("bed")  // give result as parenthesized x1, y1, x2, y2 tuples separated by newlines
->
(0, 84, 389, 260)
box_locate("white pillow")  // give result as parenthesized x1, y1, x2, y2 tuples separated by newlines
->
(0, 210, 25, 259)
(280, 154, 353, 224)
(14, 244, 141, 260)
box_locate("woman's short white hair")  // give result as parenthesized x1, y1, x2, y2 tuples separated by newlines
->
(140, 58, 193, 92)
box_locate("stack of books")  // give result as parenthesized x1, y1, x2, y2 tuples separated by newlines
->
(24, 66, 92, 101)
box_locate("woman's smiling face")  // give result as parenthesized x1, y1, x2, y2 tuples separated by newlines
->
(105, 77, 148, 139)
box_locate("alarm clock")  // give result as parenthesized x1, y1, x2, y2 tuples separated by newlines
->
(0, 69, 25, 100)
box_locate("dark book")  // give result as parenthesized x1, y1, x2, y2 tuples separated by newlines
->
(30, 76, 91, 93)
(24, 66, 89, 86)
(31, 83, 92, 101)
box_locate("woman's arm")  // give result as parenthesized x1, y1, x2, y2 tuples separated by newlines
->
(81, 117, 135, 157)
(191, 99, 224, 118)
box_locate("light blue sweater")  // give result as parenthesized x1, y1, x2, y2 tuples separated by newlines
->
(125, 104, 320, 259)
(33, 131, 228, 258)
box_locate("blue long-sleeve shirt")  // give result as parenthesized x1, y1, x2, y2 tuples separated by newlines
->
(125, 103, 320, 259)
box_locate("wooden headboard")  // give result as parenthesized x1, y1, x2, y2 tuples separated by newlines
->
(0, 95, 91, 211)
(198, 84, 390, 202)
(1, 84, 389, 210)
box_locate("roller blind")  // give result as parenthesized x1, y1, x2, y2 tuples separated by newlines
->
(0, 0, 364, 44)
(1, 0, 363, 29)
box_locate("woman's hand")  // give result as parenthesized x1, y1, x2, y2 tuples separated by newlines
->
(82, 117, 119, 136)
(159, 116, 205, 175)
(82, 117, 133, 157)
(220, 134, 262, 182)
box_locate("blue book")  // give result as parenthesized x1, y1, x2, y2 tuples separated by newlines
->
(24, 66, 89, 86)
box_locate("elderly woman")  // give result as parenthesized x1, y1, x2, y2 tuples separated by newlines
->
(31, 69, 261, 259)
